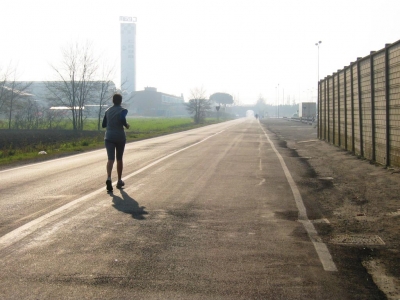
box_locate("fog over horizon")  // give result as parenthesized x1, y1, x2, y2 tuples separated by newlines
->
(1, 0, 399, 105)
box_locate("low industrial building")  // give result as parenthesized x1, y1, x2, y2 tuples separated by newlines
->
(127, 87, 187, 117)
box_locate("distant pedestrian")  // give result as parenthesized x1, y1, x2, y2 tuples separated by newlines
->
(102, 93, 130, 192)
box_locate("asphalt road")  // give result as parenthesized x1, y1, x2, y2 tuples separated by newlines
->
(0, 119, 382, 299)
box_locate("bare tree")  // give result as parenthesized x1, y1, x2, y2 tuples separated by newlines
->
(186, 87, 211, 124)
(93, 62, 116, 130)
(13, 98, 40, 129)
(45, 108, 65, 129)
(0, 66, 32, 129)
(46, 41, 98, 131)
(233, 93, 241, 106)
(0, 65, 12, 113)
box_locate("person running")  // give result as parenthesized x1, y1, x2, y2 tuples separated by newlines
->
(102, 93, 130, 192)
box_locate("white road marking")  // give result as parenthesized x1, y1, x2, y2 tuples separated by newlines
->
(0, 188, 103, 251)
(258, 178, 266, 186)
(297, 139, 319, 144)
(312, 218, 331, 224)
(259, 124, 338, 272)
(0, 120, 245, 174)
(0, 129, 227, 251)
(0, 147, 105, 174)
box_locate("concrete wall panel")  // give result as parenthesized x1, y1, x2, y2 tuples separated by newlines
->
(318, 40, 400, 167)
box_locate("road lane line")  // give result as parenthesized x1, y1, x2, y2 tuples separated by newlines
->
(259, 123, 338, 272)
(0, 129, 228, 251)
(0, 146, 106, 174)
(0, 119, 244, 174)
(119, 129, 227, 183)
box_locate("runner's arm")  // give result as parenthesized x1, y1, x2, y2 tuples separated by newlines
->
(102, 114, 107, 128)
(120, 109, 130, 129)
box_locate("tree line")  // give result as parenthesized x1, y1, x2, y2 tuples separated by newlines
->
(0, 41, 120, 131)
(1, 40, 240, 129)
(186, 88, 234, 124)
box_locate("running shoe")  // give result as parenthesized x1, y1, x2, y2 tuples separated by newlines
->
(106, 179, 113, 192)
(116, 180, 125, 189)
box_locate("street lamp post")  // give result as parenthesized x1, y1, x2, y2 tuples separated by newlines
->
(315, 41, 321, 83)
(275, 86, 277, 117)
(277, 84, 280, 118)
(315, 41, 321, 126)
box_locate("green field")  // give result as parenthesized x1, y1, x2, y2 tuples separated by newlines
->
(0, 117, 225, 166)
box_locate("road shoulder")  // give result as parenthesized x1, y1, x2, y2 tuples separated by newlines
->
(261, 119, 400, 300)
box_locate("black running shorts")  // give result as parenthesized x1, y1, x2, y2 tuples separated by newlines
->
(105, 139, 126, 161)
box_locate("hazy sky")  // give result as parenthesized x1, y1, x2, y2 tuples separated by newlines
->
(1, 0, 399, 105)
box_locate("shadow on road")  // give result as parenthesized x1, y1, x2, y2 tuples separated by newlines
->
(110, 189, 148, 220)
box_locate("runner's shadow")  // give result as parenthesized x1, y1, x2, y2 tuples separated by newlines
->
(111, 189, 148, 220)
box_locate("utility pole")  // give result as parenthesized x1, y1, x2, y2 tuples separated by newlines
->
(315, 41, 322, 83)
(277, 84, 280, 118)
(315, 41, 322, 126)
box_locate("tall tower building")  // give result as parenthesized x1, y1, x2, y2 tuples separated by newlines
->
(120, 16, 136, 94)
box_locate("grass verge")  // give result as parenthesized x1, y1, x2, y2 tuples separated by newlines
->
(0, 118, 226, 168)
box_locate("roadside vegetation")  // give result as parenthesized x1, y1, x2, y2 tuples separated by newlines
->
(0, 43, 234, 168)
(0, 117, 225, 167)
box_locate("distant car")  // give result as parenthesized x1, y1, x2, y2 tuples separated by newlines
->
(291, 113, 298, 118)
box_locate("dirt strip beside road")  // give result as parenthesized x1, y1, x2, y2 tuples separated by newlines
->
(261, 119, 400, 300)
